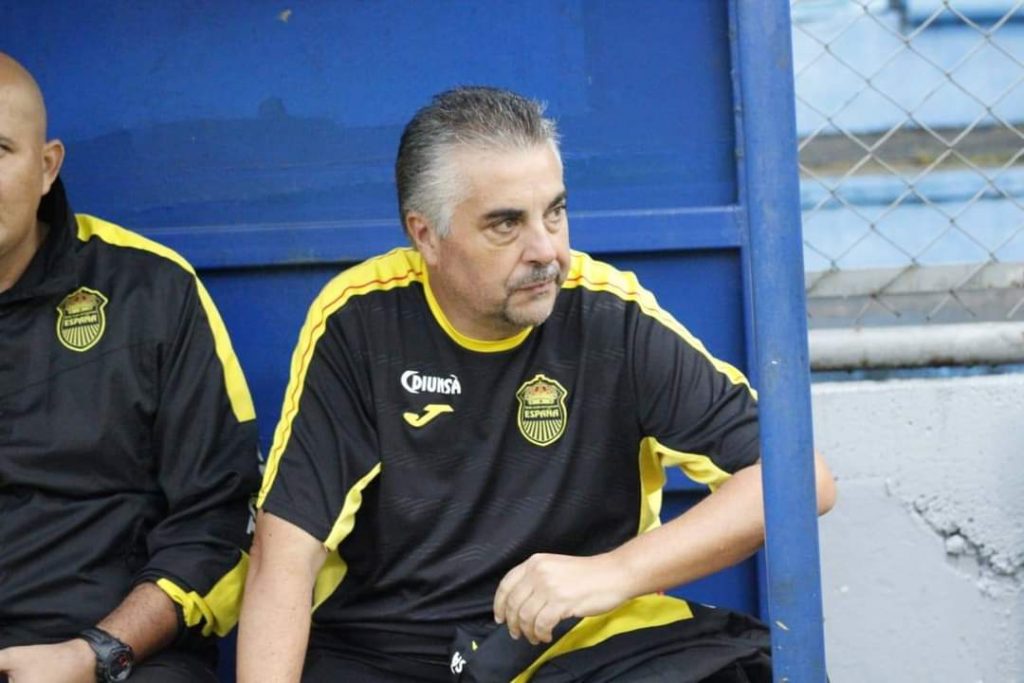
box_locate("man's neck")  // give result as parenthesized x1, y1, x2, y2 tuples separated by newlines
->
(0, 220, 49, 294)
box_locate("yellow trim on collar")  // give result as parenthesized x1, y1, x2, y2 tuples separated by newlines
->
(421, 266, 533, 353)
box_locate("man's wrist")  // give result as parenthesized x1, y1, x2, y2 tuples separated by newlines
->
(65, 637, 99, 677)
(68, 636, 97, 661)
(78, 627, 134, 682)
(599, 548, 648, 601)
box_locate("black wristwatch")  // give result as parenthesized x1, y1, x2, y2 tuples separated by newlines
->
(78, 627, 134, 682)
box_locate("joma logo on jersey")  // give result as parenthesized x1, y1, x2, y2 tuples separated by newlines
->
(56, 287, 109, 352)
(403, 404, 453, 428)
(515, 374, 568, 447)
(401, 370, 462, 395)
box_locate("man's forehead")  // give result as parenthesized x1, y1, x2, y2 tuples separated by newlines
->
(0, 90, 43, 140)
(453, 145, 565, 205)
(0, 55, 47, 138)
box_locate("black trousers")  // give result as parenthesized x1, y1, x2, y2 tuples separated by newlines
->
(0, 648, 216, 683)
(131, 649, 219, 683)
(301, 650, 769, 683)
(302, 597, 772, 683)
(303, 651, 438, 682)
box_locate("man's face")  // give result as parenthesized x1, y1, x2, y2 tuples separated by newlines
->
(0, 72, 59, 284)
(416, 143, 571, 341)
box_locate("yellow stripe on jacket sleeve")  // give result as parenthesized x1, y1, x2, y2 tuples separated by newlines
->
(511, 595, 693, 683)
(155, 552, 249, 637)
(257, 248, 422, 507)
(74, 214, 255, 423)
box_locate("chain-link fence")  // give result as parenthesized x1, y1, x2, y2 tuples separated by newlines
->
(792, 0, 1024, 330)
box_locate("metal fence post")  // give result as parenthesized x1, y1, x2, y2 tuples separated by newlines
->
(733, 1, 828, 680)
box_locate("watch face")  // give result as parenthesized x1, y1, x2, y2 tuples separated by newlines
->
(107, 648, 133, 682)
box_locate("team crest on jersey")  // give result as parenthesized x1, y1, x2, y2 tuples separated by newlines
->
(515, 374, 568, 447)
(56, 287, 108, 352)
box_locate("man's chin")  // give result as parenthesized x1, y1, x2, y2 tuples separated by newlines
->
(504, 294, 557, 328)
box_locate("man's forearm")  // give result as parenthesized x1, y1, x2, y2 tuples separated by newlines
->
(237, 512, 327, 683)
(609, 463, 768, 599)
(0, 582, 180, 683)
(236, 562, 313, 683)
(494, 463, 768, 643)
(97, 581, 178, 661)
(494, 454, 836, 644)
(611, 454, 836, 600)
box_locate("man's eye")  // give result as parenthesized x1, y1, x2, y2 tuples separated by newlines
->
(493, 219, 517, 233)
(548, 205, 567, 220)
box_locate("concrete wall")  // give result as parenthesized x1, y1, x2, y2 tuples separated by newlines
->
(813, 373, 1024, 682)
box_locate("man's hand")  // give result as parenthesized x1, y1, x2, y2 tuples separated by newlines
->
(0, 640, 95, 683)
(492, 553, 633, 645)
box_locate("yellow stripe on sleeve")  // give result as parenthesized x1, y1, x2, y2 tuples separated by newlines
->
(636, 436, 733, 536)
(312, 462, 383, 610)
(322, 462, 383, 551)
(155, 552, 250, 637)
(643, 435, 733, 490)
(74, 214, 256, 423)
(637, 439, 667, 535)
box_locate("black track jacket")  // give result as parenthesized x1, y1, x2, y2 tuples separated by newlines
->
(0, 179, 260, 649)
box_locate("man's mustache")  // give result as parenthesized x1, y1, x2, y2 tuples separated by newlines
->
(508, 263, 563, 291)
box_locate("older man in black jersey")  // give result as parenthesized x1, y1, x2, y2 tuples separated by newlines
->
(0, 53, 260, 683)
(239, 86, 836, 682)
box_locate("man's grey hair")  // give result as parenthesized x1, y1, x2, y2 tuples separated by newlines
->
(395, 86, 560, 238)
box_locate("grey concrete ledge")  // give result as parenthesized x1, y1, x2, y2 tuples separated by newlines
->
(809, 322, 1024, 370)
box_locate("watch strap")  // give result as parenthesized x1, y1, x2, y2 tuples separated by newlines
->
(78, 627, 134, 682)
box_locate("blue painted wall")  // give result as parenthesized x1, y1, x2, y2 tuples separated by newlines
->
(8, 1, 737, 233)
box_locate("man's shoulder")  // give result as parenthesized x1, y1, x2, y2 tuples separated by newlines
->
(557, 250, 696, 347)
(308, 247, 425, 321)
(562, 249, 658, 310)
(72, 214, 199, 286)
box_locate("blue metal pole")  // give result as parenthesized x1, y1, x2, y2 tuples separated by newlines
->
(732, 2, 828, 681)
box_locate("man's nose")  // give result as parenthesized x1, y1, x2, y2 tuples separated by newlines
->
(522, 220, 558, 264)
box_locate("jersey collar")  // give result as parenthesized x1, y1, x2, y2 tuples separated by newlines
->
(419, 262, 534, 353)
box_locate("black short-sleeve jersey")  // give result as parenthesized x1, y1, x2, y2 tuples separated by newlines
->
(258, 247, 759, 657)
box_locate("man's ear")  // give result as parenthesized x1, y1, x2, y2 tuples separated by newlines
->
(40, 139, 65, 196)
(406, 212, 441, 266)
